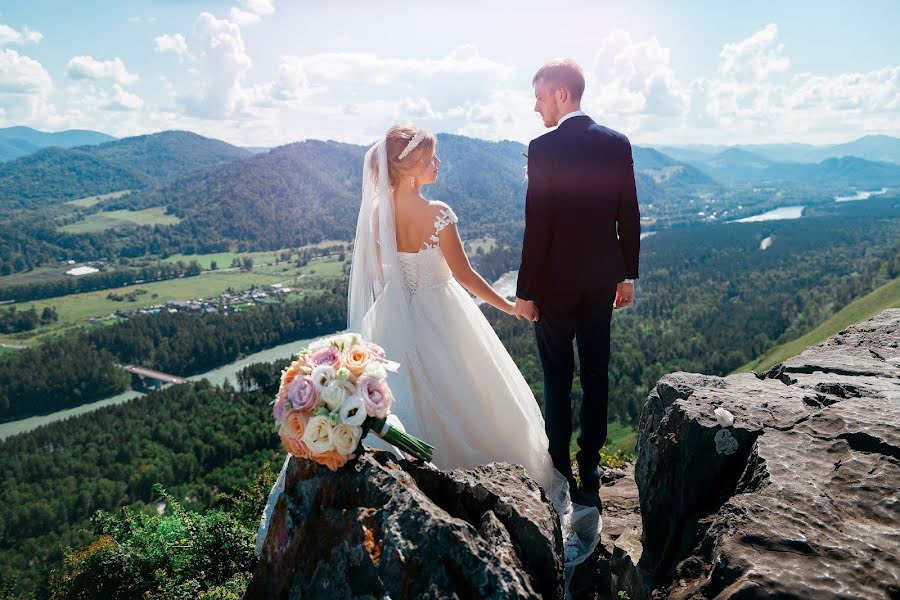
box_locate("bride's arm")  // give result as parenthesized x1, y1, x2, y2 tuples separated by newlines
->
(439, 222, 517, 316)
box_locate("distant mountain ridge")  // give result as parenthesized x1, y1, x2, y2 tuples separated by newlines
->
(0, 131, 251, 210)
(0, 126, 116, 162)
(662, 134, 900, 164)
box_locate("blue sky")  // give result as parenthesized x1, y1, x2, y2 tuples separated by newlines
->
(1, 1, 898, 147)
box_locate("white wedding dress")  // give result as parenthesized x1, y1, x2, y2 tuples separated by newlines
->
(349, 141, 600, 574)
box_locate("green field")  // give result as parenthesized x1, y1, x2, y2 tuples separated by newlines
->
(58, 207, 181, 234)
(65, 190, 132, 207)
(738, 275, 900, 374)
(467, 237, 497, 253)
(162, 240, 348, 270)
(0, 266, 72, 289)
(0, 257, 344, 345)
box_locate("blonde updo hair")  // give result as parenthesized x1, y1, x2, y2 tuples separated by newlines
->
(376, 123, 437, 188)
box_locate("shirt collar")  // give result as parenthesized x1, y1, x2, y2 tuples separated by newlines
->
(557, 110, 586, 126)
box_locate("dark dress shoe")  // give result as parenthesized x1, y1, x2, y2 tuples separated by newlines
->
(579, 466, 604, 493)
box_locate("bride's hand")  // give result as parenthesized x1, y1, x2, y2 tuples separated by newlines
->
(502, 299, 519, 318)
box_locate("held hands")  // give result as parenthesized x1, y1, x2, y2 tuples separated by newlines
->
(514, 297, 539, 322)
(614, 281, 634, 310)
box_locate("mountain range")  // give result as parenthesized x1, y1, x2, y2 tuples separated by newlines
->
(0, 127, 898, 268)
(0, 126, 116, 162)
(660, 134, 900, 165)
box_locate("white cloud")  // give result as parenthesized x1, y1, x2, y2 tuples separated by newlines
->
(0, 48, 56, 127)
(719, 23, 789, 82)
(154, 33, 191, 61)
(229, 8, 263, 26)
(230, 0, 274, 26)
(449, 88, 544, 142)
(65, 56, 139, 85)
(628, 24, 900, 144)
(177, 12, 253, 118)
(241, 0, 274, 16)
(280, 45, 514, 85)
(0, 23, 42, 46)
(589, 30, 687, 121)
(102, 84, 144, 111)
(0, 48, 51, 94)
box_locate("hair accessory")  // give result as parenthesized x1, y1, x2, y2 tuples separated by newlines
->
(397, 130, 427, 160)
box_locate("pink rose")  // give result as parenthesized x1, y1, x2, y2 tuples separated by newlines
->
(356, 375, 393, 419)
(309, 346, 341, 369)
(287, 375, 317, 412)
(273, 394, 287, 424)
(364, 341, 386, 360)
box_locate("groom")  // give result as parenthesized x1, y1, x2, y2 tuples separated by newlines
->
(515, 59, 641, 507)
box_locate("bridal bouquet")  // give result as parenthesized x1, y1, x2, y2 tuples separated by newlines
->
(272, 332, 434, 470)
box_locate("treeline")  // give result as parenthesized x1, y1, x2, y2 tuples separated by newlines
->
(0, 287, 347, 420)
(0, 306, 57, 334)
(0, 261, 203, 303)
(0, 378, 283, 599)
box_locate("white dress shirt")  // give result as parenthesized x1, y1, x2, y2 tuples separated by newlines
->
(557, 110, 585, 126)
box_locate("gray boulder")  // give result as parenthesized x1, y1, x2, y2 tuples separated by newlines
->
(246, 451, 565, 599)
(614, 308, 900, 599)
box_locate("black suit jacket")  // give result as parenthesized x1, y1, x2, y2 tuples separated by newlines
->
(516, 115, 641, 310)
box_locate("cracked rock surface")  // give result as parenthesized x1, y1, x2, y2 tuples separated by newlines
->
(246, 452, 564, 599)
(615, 309, 900, 599)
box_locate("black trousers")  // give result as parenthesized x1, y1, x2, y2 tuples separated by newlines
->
(534, 283, 616, 481)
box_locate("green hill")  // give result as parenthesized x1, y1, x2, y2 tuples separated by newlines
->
(0, 130, 250, 209)
(738, 275, 900, 374)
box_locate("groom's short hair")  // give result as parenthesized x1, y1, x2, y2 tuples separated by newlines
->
(533, 59, 585, 101)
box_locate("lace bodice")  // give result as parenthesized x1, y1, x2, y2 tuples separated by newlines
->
(397, 206, 458, 295)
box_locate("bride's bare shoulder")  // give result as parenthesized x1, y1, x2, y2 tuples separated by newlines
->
(427, 200, 456, 218)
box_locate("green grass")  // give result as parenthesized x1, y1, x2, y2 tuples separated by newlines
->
(738, 275, 900, 374)
(65, 190, 131, 207)
(0, 266, 72, 289)
(162, 240, 348, 270)
(570, 421, 637, 458)
(58, 207, 181, 234)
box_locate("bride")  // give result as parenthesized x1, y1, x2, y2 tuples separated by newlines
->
(349, 123, 600, 569)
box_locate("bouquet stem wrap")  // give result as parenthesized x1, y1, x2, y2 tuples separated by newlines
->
(369, 417, 434, 462)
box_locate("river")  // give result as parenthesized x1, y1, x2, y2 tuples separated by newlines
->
(0, 335, 319, 441)
(834, 187, 888, 202)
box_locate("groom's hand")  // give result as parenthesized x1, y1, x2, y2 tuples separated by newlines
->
(614, 282, 634, 309)
(515, 298, 540, 322)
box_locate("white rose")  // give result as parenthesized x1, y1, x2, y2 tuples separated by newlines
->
(332, 423, 363, 455)
(363, 360, 387, 381)
(339, 394, 367, 426)
(320, 381, 347, 412)
(714, 407, 735, 428)
(302, 415, 335, 454)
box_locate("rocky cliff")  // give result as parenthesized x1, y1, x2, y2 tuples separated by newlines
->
(613, 308, 899, 599)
